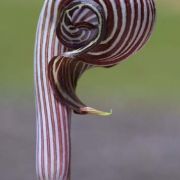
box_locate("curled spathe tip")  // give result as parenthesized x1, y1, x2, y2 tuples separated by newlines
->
(48, 56, 112, 116)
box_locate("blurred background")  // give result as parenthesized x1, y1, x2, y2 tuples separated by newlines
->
(0, 0, 180, 179)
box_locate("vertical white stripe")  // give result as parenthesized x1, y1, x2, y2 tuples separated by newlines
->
(65, 109, 70, 179)
(34, 8, 41, 179)
(120, 0, 142, 55)
(114, 0, 135, 55)
(48, 1, 61, 178)
(59, 104, 66, 178)
(99, 0, 108, 18)
(129, 0, 148, 52)
(136, 0, 153, 50)
(38, 111, 42, 179)
(54, 34, 61, 180)
(47, 4, 57, 179)
(100, 0, 118, 44)
(37, 4, 46, 178)
(42, 1, 53, 178)
(117, 0, 148, 59)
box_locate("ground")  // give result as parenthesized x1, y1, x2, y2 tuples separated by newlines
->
(0, 97, 180, 180)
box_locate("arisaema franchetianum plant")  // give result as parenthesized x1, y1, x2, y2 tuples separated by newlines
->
(34, 0, 156, 179)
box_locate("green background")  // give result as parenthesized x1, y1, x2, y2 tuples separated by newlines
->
(0, 0, 179, 104)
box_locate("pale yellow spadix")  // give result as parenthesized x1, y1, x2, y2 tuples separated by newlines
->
(81, 107, 112, 116)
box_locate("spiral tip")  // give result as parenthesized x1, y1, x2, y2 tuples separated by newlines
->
(80, 107, 112, 116)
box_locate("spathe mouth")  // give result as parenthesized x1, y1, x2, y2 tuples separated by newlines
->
(48, 56, 112, 116)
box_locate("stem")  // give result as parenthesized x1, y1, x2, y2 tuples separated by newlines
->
(36, 106, 71, 180)
(34, 1, 71, 179)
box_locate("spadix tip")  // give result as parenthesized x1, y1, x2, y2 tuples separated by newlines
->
(80, 107, 112, 116)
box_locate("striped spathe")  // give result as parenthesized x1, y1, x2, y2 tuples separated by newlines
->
(34, 0, 156, 179)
